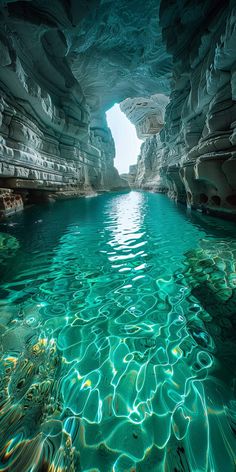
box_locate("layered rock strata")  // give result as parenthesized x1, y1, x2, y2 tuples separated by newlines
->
(0, 0, 172, 206)
(0, 74, 125, 200)
(120, 94, 169, 139)
(162, 0, 236, 218)
(124, 0, 236, 219)
(0, 0, 235, 219)
(120, 164, 137, 188)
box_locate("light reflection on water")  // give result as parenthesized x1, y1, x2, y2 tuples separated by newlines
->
(0, 191, 235, 472)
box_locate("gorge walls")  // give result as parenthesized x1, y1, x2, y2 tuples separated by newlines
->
(0, 0, 172, 210)
(0, 0, 130, 201)
(125, 0, 236, 219)
(0, 0, 235, 219)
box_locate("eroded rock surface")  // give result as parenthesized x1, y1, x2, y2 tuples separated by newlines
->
(129, 0, 236, 218)
(0, 188, 23, 218)
(1, 0, 234, 218)
(0, 0, 171, 200)
(120, 94, 169, 139)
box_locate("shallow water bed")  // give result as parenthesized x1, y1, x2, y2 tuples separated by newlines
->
(0, 191, 235, 472)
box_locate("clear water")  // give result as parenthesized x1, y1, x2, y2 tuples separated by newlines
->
(0, 191, 235, 472)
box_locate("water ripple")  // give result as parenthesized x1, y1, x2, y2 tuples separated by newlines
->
(0, 191, 235, 471)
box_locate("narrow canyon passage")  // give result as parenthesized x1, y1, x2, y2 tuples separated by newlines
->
(0, 192, 235, 471)
(0, 0, 235, 471)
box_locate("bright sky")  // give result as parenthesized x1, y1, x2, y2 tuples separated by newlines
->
(106, 103, 142, 174)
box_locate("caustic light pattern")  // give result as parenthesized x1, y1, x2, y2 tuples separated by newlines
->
(0, 191, 235, 471)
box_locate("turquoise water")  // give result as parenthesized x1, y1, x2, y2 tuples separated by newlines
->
(0, 190, 235, 471)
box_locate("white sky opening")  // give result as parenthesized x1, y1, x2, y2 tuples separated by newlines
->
(106, 103, 142, 174)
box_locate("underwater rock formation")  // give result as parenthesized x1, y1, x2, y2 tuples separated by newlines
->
(176, 237, 236, 375)
(0, 192, 235, 471)
(0, 231, 19, 264)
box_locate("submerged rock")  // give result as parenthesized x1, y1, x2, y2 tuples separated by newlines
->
(182, 239, 236, 303)
(0, 232, 19, 263)
(176, 238, 236, 383)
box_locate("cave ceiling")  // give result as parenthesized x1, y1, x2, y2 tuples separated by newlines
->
(0, 0, 173, 122)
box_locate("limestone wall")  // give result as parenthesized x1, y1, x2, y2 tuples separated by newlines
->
(0, 0, 135, 197)
(162, 0, 236, 215)
(120, 95, 169, 139)
(0, 0, 235, 218)
(130, 0, 236, 218)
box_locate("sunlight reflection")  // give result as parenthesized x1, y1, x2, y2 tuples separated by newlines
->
(105, 191, 145, 248)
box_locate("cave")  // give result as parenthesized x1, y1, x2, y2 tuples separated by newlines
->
(0, 1, 236, 471)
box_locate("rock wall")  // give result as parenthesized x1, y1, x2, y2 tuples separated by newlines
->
(0, 14, 112, 196)
(0, 0, 172, 204)
(90, 115, 127, 190)
(120, 95, 169, 139)
(120, 164, 137, 188)
(128, 0, 236, 219)
(133, 135, 161, 190)
(0, 0, 235, 219)
(0, 90, 107, 194)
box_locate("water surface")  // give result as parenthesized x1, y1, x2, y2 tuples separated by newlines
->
(0, 191, 235, 471)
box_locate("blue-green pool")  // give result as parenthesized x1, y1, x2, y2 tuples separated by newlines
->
(0, 191, 235, 471)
